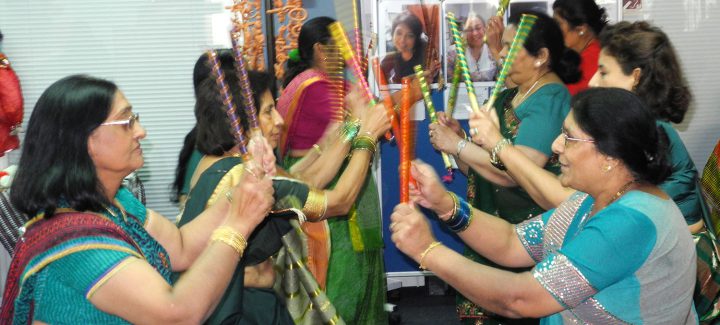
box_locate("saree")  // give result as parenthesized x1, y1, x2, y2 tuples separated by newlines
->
(179, 156, 341, 325)
(278, 68, 386, 324)
(457, 85, 569, 325)
(1, 188, 170, 324)
(518, 191, 696, 324)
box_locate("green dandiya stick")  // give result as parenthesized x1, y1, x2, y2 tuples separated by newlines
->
(485, 14, 538, 111)
(414, 64, 456, 182)
(447, 12, 481, 113)
(446, 59, 462, 118)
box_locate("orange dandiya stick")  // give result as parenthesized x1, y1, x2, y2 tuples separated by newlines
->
(400, 77, 413, 203)
(372, 57, 400, 140)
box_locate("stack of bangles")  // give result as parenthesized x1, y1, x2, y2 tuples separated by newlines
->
(211, 226, 248, 257)
(352, 134, 377, 155)
(439, 192, 473, 232)
(341, 118, 361, 143)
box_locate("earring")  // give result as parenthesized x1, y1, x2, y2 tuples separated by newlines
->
(603, 165, 613, 173)
(534, 61, 542, 67)
(579, 30, 585, 36)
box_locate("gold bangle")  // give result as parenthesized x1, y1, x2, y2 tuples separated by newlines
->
(419, 241, 443, 270)
(211, 226, 247, 256)
(303, 189, 328, 221)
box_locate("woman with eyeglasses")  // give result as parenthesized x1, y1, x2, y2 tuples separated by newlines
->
(447, 12, 497, 82)
(468, 21, 705, 234)
(1, 75, 274, 324)
(391, 88, 697, 324)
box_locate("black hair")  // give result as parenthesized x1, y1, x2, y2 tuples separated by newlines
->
(11, 75, 118, 217)
(171, 126, 197, 203)
(391, 12, 426, 60)
(193, 50, 273, 156)
(572, 88, 670, 185)
(282, 16, 336, 88)
(552, 0, 608, 36)
(598, 21, 691, 123)
(509, 11, 581, 84)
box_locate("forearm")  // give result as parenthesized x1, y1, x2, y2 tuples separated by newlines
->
(420, 245, 559, 318)
(147, 201, 229, 271)
(499, 147, 572, 209)
(324, 149, 373, 217)
(291, 136, 350, 189)
(459, 143, 517, 187)
(433, 193, 533, 267)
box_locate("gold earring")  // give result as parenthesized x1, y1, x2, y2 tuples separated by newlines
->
(603, 165, 613, 173)
(534, 61, 541, 67)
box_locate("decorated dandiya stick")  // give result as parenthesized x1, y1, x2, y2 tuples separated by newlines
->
(400, 77, 413, 203)
(447, 12, 481, 114)
(351, 0, 365, 74)
(206, 50, 252, 162)
(414, 65, 456, 182)
(230, 33, 261, 134)
(483, 0, 511, 43)
(328, 22, 376, 106)
(485, 14, 538, 112)
(372, 57, 401, 140)
(446, 59, 462, 118)
(325, 45, 347, 121)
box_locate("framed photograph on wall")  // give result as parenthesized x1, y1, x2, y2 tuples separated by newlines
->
(376, 0, 442, 87)
(442, 0, 498, 119)
(508, 0, 552, 18)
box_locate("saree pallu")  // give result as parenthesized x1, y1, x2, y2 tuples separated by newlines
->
(281, 156, 387, 325)
(696, 140, 720, 323)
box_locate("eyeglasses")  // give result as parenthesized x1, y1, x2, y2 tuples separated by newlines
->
(561, 129, 594, 147)
(463, 26, 485, 33)
(100, 113, 140, 129)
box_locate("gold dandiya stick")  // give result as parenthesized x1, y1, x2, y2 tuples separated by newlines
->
(413, 65, 456, 182)
(447, 12, 481, 114)
(325, 45, 347, 121)
(400, 77, 413, 203)
(485, 14, 537, 111)
(328, 22, 376, 106)
(483, 0, 511, 43)
(446, 59, 462, 118)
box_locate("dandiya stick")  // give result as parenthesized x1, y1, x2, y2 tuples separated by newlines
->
(230, 33, 261, 134)
(447, 12, 481, 114)
(483, 0, 511, 43)
(446, 60, 462, 118)
(372, 57, 401, 140)
(414, 65, 456, 183)
(328, 22, 376, 106)
(206, 50, 251, 162)
(485, 14, 537, 111)
(352, 0, 365, 73)
(400, 77, 413, 203)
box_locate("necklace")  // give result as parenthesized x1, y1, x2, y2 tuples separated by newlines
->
(512, 71, 549, 107)
(580, 180, 637, 229)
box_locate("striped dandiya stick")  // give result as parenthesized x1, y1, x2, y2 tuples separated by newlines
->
(328, 22, 376, 106)
(400, 77, 413, 203)
(483, 0, 511, 43)
(230, 33, 260, 134)
(372, 57, 401, 140)
(326, 45, 347, 121)
(485, 14, 538, 111)
(447, 12, 481, 114)
(446, 59, 462, 118)
(414, 65, 455, 182)
(206, 49, 252, 162)
(352, 0, 365, 74)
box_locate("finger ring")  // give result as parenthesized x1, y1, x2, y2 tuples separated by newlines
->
(470, 128, 478, 136)
(428, 130, 434, 138)
(390, 222, 397, 230)
(225, 190, 233, 203)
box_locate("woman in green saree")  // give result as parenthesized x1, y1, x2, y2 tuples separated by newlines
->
(429, 12, 580, 325)
(175, 50, 389, 324)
